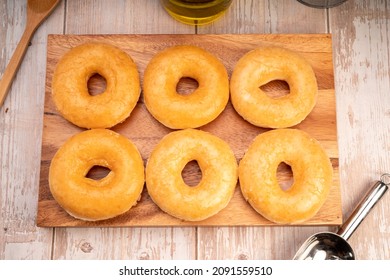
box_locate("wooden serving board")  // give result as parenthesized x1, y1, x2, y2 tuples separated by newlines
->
(37, 34, 342, 227)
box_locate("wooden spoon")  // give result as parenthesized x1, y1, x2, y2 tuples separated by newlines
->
(0, 0, 61, 107)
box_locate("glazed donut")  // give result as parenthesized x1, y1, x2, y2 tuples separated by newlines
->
(230, 47, 317, 128)
(239, 129, 333, 224)
(49, 129, 144, 221)
(146, 129, 238, 221)
(52, 43, 140, 129)
(143, 45, 229, 129)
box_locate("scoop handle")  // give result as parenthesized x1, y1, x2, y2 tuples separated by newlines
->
(0, 27, 35, 107)
(337, 174, 389, 240)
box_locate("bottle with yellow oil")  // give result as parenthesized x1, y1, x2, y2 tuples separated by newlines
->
(160, 0, 233, 25)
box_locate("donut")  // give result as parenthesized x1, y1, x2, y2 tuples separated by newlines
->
(52, 43, 140, 129)
(239, 129, 333, 224)
(230, 47, 318, 128)
(49, 129, 144, 221)
(143, 45, 229, 129)
(146, 129, 238, 221)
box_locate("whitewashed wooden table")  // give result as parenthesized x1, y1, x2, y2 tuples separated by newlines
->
(0, 0, 389, 260)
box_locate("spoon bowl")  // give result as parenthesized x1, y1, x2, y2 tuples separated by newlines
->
(0, 0, 61, 107)
(294, 232, 354, 260)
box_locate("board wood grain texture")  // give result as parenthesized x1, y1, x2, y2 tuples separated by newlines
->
(37, 33, 342, 227)
(2, 0, 388, 260)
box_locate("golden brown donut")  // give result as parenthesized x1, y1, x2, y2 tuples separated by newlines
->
(143, 45, 229, 129)
(230, 47, 318, 128)
(239, 129, 333, 224)
(146, 129, 238, 221)
(52, 43, 140, 129)
(49, 129, 144, 221)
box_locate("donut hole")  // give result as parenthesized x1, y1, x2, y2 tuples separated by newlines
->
(176, 77, 199, 95)
(260, 80, 290, 98)
(87, 73, 107, 96)
(181, 160, 202, 187)
(277, 162, 294, 191)
(86, 165, 111, 180)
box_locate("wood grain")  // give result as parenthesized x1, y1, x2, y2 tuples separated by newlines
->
(196, 0, 332, 261)
(330, 0, 390, 259)
(0, 0, 61, 106)
(37, 33, 342, 227)
(0, 0, 65, 260)
(50, 0, 198, 261)
(2, 0, 389, 261)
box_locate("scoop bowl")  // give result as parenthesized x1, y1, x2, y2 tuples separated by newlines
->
(293, 174, 389, 260)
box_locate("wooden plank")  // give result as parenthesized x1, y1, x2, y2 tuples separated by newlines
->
(198, 225, 335, 259)
(0, 0, 65, 259)
(52, 227, 195, 259)
(38, 33, 341, 228)
(197, 0, 266, 34)
(64, 0, 193, 35)
(268, 0, 328, 33)
(330, 0, 390, 259)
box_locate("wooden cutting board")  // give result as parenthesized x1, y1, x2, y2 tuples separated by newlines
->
(37, 34, 342, 227)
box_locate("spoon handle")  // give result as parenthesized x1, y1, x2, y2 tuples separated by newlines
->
(337, 174, 389, 240)
(0, 25, 36, 107)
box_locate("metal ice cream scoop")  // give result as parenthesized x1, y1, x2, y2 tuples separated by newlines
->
(293, 173, 389, 260)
